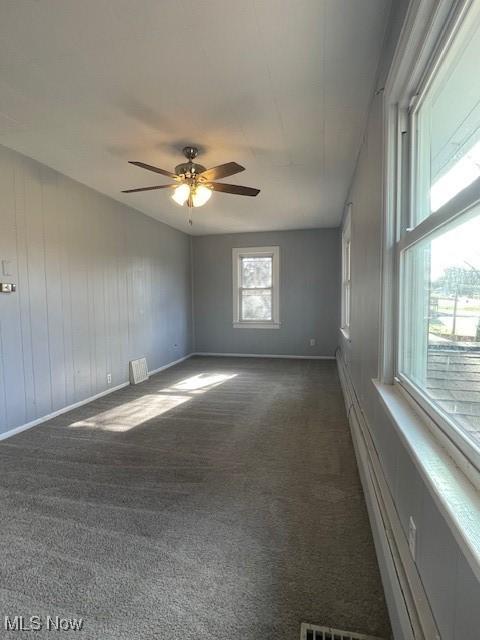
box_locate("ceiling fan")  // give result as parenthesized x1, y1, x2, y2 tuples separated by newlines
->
(122, 146, 260, 224)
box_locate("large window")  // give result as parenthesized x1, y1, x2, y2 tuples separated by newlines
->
(232, 247, 280, 329)
(341, 207, 352, 337)
(398, 0, 480, 465)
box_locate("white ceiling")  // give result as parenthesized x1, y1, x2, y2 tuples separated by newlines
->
(0, 0, 390, 235)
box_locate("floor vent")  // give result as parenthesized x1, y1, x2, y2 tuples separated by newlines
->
(300, 624, 384, 640)
(129, 357, 149, 385)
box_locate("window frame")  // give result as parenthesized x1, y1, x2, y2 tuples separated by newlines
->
(341, 206, 352, 339)
(385, 0, 480, 472)
(232, 246, 280, 329)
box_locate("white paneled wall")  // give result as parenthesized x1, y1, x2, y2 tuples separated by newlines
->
(0, 144, 192, 435)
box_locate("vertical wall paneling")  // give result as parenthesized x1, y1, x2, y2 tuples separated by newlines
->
(14, 155, 36, 423)
(0, 143, 192, 435)
(42, 166, 67, 413)
(58, 173, 76, 406)
(0, 148, 16, 427)
(25, 159, 53, 419)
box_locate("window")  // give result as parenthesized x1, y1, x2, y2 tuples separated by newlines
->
(397, 1, 480, 466)
(341, 206, 352, 337)
(232, 247, 280, 329)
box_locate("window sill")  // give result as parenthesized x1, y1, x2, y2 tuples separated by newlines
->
(373, 379, 480, 581)
(233, 322, 281, 330)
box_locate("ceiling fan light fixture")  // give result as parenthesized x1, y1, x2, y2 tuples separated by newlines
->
(171, 183, 190, 206)
(123, 147, 259, 222)
(192, 184, 212, 208)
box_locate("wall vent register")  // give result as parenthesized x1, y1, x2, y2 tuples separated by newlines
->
(129, 358, 149, 385)
(300, 623, 384, 640)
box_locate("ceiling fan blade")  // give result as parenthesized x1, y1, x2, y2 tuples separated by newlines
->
(128, 161, 178, 180)
(122, 184, 177, 193)
(199, 162, 245, 181)
(208, 182, 260, 197)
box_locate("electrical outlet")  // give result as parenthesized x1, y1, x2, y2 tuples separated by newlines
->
(309, 338, 316, 346)
(106, 373, 112, 384)
(408, 516, 416, 559)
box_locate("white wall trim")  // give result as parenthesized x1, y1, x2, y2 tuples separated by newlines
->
(193, 352, 335, 360)
(148, 353, 194, 376)
(232, 322, 281, 330)
(0, 353, 194, 442)
(384, 0, 464, 106)
(337, 352, 440, 640)
(0, 381, 129, 442)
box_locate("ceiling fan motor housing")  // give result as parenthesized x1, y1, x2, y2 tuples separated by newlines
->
(175, 146, 206, 177)
(174, 161, 207, 177)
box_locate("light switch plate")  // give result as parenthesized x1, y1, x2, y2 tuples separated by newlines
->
(0, 283, 16, 293)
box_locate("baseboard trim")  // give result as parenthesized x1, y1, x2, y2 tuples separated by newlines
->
(0, 353, 194, 442)
(148, 353, 193, 376)
(192, 352, 335, 360)
(0, 381, 129, 442)
(336, 352, 439, 640)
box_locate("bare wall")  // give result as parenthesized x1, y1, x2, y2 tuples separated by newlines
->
(192, 229, 340, 357)
(0, 144, 193, 435)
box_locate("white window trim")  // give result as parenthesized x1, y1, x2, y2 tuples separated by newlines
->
(400, 0, 480, 472)
(232, 246, 280, 329)
(380, 0, 480, 468)
(341, 205, 352, 339)
(379, 0, 470, 384)
(376, 0, 480, 582)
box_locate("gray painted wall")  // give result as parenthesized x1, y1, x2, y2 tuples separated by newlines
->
(0, 143, 193, 435)
(340, 1, 480, 637)
(192, 229, 340, 357)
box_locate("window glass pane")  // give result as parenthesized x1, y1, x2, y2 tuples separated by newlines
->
(400, 208, 480, 448)
(241, 256, 272, 288)
(241, 289, 272, 321)
(414, 7, 480, 223)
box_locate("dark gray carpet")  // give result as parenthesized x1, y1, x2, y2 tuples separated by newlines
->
(0, 356, 391, 639)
